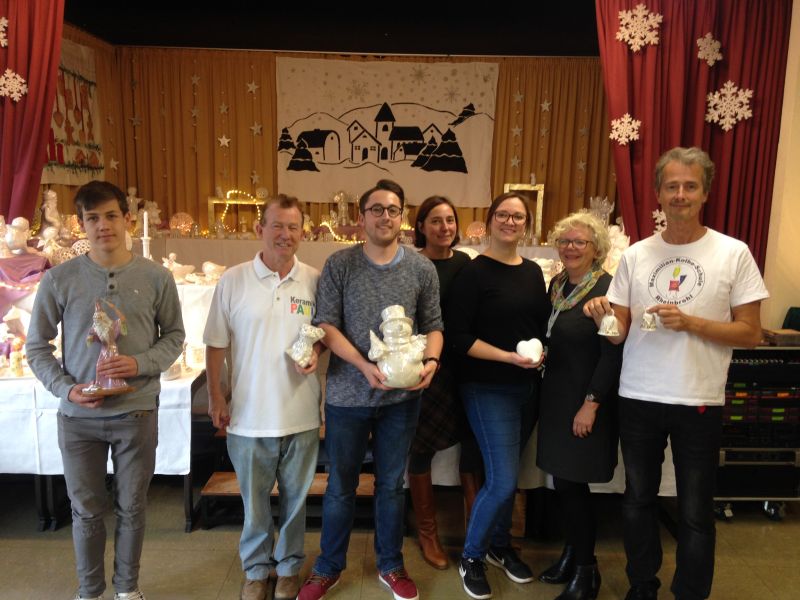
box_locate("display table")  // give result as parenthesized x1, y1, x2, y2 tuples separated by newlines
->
(0, 371, 206, 530)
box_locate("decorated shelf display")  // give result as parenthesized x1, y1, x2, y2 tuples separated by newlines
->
(368, 305, 427, 388)
(286, 324, 326, 368)
(82, 299, 135, 397)
(162, 252, 196, 283)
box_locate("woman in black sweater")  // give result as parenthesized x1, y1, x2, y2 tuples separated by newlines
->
(447, 192, 550, 600)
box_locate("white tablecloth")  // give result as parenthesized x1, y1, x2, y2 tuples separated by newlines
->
(0, 372, 200, 476)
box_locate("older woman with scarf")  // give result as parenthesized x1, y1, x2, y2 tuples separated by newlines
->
(536, 211, 622, 600)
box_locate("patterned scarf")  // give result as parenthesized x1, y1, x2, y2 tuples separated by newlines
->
(546, 264, 604, 338)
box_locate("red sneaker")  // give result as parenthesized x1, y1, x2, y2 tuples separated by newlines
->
(378, 568, 419, 600)
(297, 572, 340, 600)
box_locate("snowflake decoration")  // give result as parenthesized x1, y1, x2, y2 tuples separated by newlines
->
(652, 209, 667, 233)
(346, 79, 368, 102)
(0, 16, 7, 47)
(705, 80, 753, 131)
(410, 66, 428, 84)
(0, 68, 28, 102)
(444, 86, 459, 103)
(609, 113, 641, 145)
(697, 33, 722, 67)
(616, 4, 663, 52)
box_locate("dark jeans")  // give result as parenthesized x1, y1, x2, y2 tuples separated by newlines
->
(619, 397, 722, 600)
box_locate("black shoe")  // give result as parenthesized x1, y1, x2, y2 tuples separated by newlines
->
(555, 560, 601, 600)
(624, 584, 659, 600)
(459, 558, 492, 599)
(539, 544, 576, 584)
(485, 545, 534, 583)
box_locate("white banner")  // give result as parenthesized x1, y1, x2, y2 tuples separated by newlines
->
(276, 57, 497, 207)
(40, 38, 104, 186)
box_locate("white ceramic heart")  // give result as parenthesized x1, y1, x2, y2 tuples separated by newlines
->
(516, 338, 543, 362)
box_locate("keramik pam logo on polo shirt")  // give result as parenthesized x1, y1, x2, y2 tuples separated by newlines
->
(290, 296, 315, 316)
(648, 257, 705, 305)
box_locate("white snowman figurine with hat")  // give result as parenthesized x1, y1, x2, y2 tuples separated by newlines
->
(368, 305, 427, 388)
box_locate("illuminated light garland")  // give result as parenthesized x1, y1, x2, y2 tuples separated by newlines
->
(220, 189, 261, 231)
(319, 221, 362, 244)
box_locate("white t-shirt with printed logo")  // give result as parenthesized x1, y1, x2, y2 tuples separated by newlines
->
(203, 254, 322, 436)
(607, 229, 768, 406)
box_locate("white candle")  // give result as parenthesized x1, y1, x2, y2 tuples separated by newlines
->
(143, 210, 149, 238)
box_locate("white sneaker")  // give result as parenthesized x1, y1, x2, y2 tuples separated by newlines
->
(114, 591, 146, 600)
(74, 595, 103, 600)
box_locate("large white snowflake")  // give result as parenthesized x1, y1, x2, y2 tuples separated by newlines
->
(0, 16, 8, 47)
(616, 4, 663, 52)
(696, 33, 722, 67)
(0, 68, 28, 102)
(609, 113, 641, 145)
(705, 80, 753, 131)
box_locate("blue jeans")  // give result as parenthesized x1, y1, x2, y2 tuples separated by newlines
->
(461, 381, 538, 559)
(57, 409, 157, 598)
(313, 398, 421, 576)
(227, 429, 319, 580)
(619, 397, 722, 600)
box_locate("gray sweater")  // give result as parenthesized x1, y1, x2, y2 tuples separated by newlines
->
(26, 254, 185, 417)
(313, 245, 443, 407)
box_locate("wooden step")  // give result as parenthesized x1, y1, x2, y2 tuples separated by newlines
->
(200, 471, 374, 498)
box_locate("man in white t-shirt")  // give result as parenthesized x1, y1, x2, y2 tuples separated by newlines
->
(204, 195, 323, 600)
(584, 147, 768, 600)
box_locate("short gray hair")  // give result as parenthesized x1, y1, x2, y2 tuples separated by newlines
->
(654, 146, 715, 193)
(549, 210, 610, 265)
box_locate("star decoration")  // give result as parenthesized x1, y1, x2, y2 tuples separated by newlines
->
(250, 171, 260, 185)
(579, 127, 589, 137)
(510, 156, 521, 168)
(540, 127, 549, 137)
(511, 126, 522, 137)
(540, 99, 552, 112)
(250, 122, 263, 136)
(129, 116, 142, 127)
(106, 116, 115, 126)
(191, 74, 200, 85)
(108, 158, 119, 171)
(218, 135, 231, 147)
(219, 103, 229, 114)
(577, 161, 587, 171)
(247, 81, 259, 94)
(513, 91, 524, 103)
(190, 107, 199, 118)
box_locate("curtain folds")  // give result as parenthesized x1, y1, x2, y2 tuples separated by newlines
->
(596, 0, 792, 267)
(0, 0, 64, 219)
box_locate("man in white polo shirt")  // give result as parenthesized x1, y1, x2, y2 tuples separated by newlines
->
(204, 194, 323, 600)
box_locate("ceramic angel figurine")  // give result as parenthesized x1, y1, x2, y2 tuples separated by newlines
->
(368, 305, 427, 388)
(162, 252, 195, 283)
(598, 309, 620, 337)
(82, 299, 135, 396)
(286, 324, 326, 368)
(41, 190, 62, 229)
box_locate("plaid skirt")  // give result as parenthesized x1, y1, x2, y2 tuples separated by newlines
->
(410, 363, 464, 454)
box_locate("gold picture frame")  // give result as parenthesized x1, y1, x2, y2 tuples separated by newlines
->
(502, 183, 544, 241)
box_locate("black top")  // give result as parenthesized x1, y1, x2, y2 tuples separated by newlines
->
(536, 273, 622, 483)
(446, 255, 550, 385)
(429, 250, 471, 365)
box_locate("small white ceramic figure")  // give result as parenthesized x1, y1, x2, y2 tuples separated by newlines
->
(641, 310, 658, 332)
(598, 309, 620, 337)
(162, 252, 195, 283)
(42, 190, 62, 229)
(368, 305, 427, 388)
(286, 324, 326, 368)
(5, 217, 33, 254)
(202, 261, 226, 281)
(516, 338, 544, 362)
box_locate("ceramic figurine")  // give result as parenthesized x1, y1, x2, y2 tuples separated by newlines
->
(598, 309, 620, 337)
(162, 252, 195, 283)
(9, 337, 25, 377)
(641, 310, 658, 331)
(82, 299, 135, 396)
(516, 337, 543, 362)
(5, 217, 33, 254)
(368, 305, 427, 388)
(286, 324, 326, 368)
(202, 261, 226, 280)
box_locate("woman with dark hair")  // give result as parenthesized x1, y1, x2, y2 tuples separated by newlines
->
(408, 196, 482, 570)
(447, 192, 550, 599)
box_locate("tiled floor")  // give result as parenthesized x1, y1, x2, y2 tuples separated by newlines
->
(0, 475, 797, 599)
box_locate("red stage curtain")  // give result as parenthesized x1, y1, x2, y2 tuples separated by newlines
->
(0, 0, 64, 220)
(596, 0, 792, 268)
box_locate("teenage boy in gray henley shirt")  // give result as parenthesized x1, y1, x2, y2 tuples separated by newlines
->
(26, 181, 184, 600)
(298, 179, 443, 600)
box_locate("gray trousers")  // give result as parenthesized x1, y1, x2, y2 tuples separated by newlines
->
(57, 409, 158, 597)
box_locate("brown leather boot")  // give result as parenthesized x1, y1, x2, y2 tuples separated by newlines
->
(460, 471, 483, 531)
(408, 471, 448, 569)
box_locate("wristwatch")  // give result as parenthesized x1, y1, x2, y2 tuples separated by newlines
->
(422, 357, 441, 372)
(585, 393, 599, 404)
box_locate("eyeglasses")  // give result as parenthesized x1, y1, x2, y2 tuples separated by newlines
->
(364, 204, 402, 218)
(555, 238, 594, 250)
(493, 211, 527, 225)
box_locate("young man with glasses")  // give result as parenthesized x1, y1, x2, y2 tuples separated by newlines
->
(298, 179, 443, 600)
